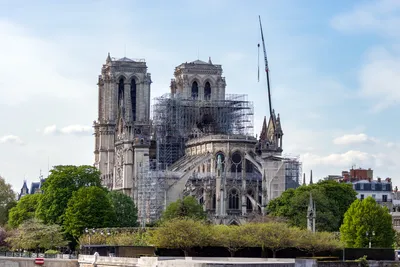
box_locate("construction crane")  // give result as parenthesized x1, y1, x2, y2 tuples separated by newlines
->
(258, 15, 275, 130)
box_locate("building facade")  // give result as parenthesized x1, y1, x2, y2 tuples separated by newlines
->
(352, 179, 393, 210)
(94, 55, 301, 225)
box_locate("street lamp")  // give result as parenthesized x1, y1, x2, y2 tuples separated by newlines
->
(366, 231, 375, 248)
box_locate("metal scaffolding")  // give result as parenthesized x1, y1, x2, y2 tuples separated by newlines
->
(152, 93, 254, 170)
(137, 159, 167, 226)
(283, 154, 302, 190)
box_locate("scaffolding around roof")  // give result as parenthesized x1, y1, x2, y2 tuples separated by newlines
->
(283, 154, 302, 189)
(151, 93, 254, 170)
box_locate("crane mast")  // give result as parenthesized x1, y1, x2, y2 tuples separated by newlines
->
(258, 15, 275, 129)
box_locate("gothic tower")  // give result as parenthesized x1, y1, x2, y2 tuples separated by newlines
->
(94, 54, 152, 201)
(170, 58, 226, 100)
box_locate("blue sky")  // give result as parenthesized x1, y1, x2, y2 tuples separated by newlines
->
(1, 0, 400, 191)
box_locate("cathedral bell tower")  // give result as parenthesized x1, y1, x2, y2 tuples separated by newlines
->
(94, 53, 152, 200)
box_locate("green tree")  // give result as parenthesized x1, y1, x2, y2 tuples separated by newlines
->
(107, 191, 138, 227)
(243, 222, 298, 258)
(6, 218, 67, 251)
(0, 227, 8, 248)
(340, 196, 395, 248)
(162, 196, 206, 221)
(267, 180, 357, 232)
(0, 176, 16, 225)
(36, 165, 101, 225)
(211, 225, 250, 257)
(8, 194, 42, 228)
(147, 218, 210, 256)
(63, 186, 116, 238)
(297, 230, 343, 256)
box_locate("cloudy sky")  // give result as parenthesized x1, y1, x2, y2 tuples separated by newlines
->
(1, 0, 399, 192)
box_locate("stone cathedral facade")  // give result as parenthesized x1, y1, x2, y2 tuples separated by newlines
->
(94, 54, 301, 225)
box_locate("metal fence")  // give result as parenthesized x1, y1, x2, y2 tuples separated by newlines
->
(0, 251, 78, 259)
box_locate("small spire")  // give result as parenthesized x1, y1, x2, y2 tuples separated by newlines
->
(106, 52, 111, 63)
(259, 116, 267, 140)
(208, 57, 212, 64)
(303, 173, 306, 185)
(310, 170, 313, 185)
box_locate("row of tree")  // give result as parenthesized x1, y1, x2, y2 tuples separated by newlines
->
(79, 219, 342, 257)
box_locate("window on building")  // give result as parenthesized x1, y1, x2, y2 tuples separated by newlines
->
(360, 194, 364, 200)
(204, 81, 211, 100)
(199, 196, 204, 205)
(228, 189, 239, 210)
(215, 152, 225, 173)
(118, 78, 125, 118)
(371, 183, 376, 190)
(360, 183, 364, 190)
(382, 184, 386, 190)
(212, 193, 216, 210)
(246, 189, 254, 212)
(230, 151, 242, 174)
(383, 195, 388, 202)
(191, 81, 199, 99)
(372, 194, 376, 199)
(130, 78, 136, 121)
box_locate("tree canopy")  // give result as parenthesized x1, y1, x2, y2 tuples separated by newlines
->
(340, 196, 395, 248)
(0, 176, 16, 226)
(242, 222, 300, 258)
(148, 218, 210, 256)
(0, 227, 7, 248)
(63, 186, 116, 238)
(6, 218, 67, 251)
(162, 196, 206, 221)
(267, 180, 357, 232)
(8, 193, 42, 228)
(107, 191, 138, 227)
(212, 224, 251, 257)
(36, 165, 102, 225)
(145, 218, 342, 257)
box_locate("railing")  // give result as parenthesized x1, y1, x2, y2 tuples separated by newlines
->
(0, 251, 78, 259)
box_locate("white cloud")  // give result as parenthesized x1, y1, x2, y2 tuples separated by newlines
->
(331, 0, 400, 111)
(0, 135, 24, 145)
(43, 125, 57, 135)
(330, 0, 400, 37)
(0, 20, 91, 106)
(302, 150, 372, 167)
(60, 125, 92, 135)
(43, 125, 92, 136)
(357, 47, 400, 111)
(333, 133, 377, 145)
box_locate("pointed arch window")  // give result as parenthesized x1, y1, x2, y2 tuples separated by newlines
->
(191, 81, 198, 99)
(215, 152, 225, 173)
(118, 78, 125, 119)
(212, 193, 216, 210)
(131, 78, 137, 122)
(230, 152, 242, 174)
(228, 189, 240, 210)
(204, 81, 211, 100)
(246, 189, 254, 212)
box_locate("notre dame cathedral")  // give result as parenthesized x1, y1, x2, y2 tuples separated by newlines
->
(94, 54, 301, 225)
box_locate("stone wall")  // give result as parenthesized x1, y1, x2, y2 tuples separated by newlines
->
(79, 255, 296, 267)
(0, 256, 78, 267)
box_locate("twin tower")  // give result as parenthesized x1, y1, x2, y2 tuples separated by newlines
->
(93, 54, 227, 198)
